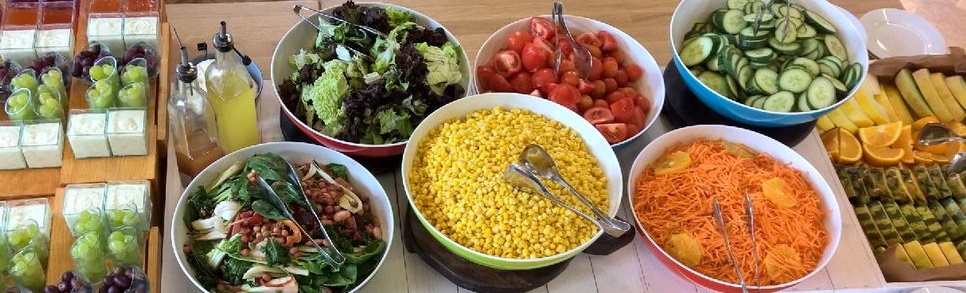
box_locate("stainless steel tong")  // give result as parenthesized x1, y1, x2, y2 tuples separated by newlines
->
(712, 197, 749, 293)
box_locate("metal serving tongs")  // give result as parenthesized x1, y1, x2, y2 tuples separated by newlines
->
(253, 172, 346, 267)
(284, 161, 347, 265)
(712, 197, 749, 293)
(745, 193, 761, 292)
(503, 163, 615, 234)
(551, 1, 593, 79)
(291, 4, 380, 60)
(752, 0, 791, 38)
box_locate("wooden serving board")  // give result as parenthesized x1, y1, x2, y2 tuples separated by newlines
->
(46, 188, 161, 288)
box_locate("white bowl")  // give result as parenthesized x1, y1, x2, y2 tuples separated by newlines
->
(860, 8, 947, 58)
(627, 125, 843, 292)
(170, 142, 394, 292)
(270, 2, 472, 157)
(474, 15, 666, 149)
(401, 93, 623, 270)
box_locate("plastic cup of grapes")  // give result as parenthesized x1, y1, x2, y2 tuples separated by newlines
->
(41, 66, 70, 99)
(5, 88, 37, 121)
(45, 270, 95, 293)
(107, 227, 142, 266)
(11, 249, 46, 292)
(71, 207, 107, 237)
(31, 53, 72, 89)
(73, 42, 114, 85)
(12, 68, 39, 94)
(107, 203, 141, 230)
(86, 80, 117, 110)
(8, 220, 48, 256)
(34, 85, 65, 120)
(117, 83, 146, 108)
(70, 232, 110, 283)
(121, 43, 159, 80)
(120, 58, 148, 86)
(100, 266, 148, 293)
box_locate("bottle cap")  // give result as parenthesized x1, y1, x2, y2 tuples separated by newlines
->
(212, 21, 233, 52)
(175, 46, 197, 84)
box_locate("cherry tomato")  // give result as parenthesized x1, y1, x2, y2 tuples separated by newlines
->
(605, 91, 627, 104)
(558, 59, 576, 76)
(549, 83, 582, 107)
(492, 50, 522, 77)
(626, 63, 643, 81)
(628, 104, 647, 127)
(615, 69, 629, 86)
(584, 45, 603, 59)
(509, 72, 534, 94)
(626, 123, 642, 138)
(532, 37, 556, 64)
(561, 71, 580, 86)
(531, 68, 556, 93)
(590, 80, 606, 98)
(484, 74, 513, 92)
(578, 79, 595, 95)
(576, 32, 601, 49)
(589, 58, 603, 81)
(577, 95, 594, 111)
(610, 97, 637, 123)
(583, 107, 615, 124)
(507, 31, 534, 54)
(530, 17, 556, 41)
(618, 87, 639, 99)
(477, 65, 497, 81)
(602, 78, 618, 93)
(598, 30, 618, 52)
(608, 49, 625, 63)
(557, 36, 573, 59)
(602, 59, 619, 78)
(596, 123, 628, 143)
(522, 43, 549, 72)
(635, 96, 651, 111)
(592, 99, 609, 109)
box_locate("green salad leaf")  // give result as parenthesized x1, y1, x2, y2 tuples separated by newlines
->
(220, 257, 253, 285)
(262, 239, 291, 267)
(271, 181, 305, 207)
(251, 200, 287, 220)
(326, 163, 349, 180)
(386, 6, 414, 27)
(414, 42, 463, 95)
(184, 240, 219, 289)
(375, 108, 414, 137)
(345, 239, 386, 264)
(185, 186, 215, 227)
(302, 60, 350, 136)
(246, 153, 288, 182)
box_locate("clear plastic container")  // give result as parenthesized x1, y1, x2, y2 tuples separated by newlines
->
(0, 122, 26, 170)
(122, 16, 157, 50)
(106, 108, 147, 156)
(63, 183, 107, 236)
(4, 88, 36, 121)
(37, 1, 74, 61)
(0, 2, 40, 66)
(105, 180, 149, 231)
(67, 109, 111, 158)
(10, 249, 45, 292)
(70, 232, 109, 282)
(89, 0, 121, 14)
(86, 15, 124, 55)
(4, 198, 51, 258)
(20, 120, 63, 168)
(32, 83, 63, 119)
(107, 226, 141, 266)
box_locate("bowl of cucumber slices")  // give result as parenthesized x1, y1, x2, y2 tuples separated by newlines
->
(670, 0, 869, 127)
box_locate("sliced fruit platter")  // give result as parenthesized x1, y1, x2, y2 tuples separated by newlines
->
(818, 64, 966, 275)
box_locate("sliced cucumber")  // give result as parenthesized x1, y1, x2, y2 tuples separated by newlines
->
(753, 95, 767, 108)
(797, 24, 817, 38)
(825, 35, 849, 61)
(715, 9, 748, 34)
(775, 19, 799, 43)
(801, 38, 820, 56)
(845, 62, 863, 89)
(768, 37, 802, 55)
(797, 92, 812, 112)
(728, 0, 750, 10)
(807, 76, 837, 109)
(805, 10, 837, 33)
(745, 95, 764, 106)
(792, 57, 821, 76)
(763, 91, 796, 112)
(822, 73, 849, 94)
(743, 13, 774, 23)
(745, 47, 775, 62)
(779, 67, 813, 93)
(754, 68, 780, 94)
(726, 75, 740, 98)
(680, 36, 715, 66)
(699, 71, 729, 96)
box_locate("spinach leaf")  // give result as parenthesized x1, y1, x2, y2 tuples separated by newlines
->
(220, 257, 253, 285)
(293, 249, 333, 275)
(323, 264, 357, 287)
(262, 238, 291, 266)
(272, 181, 306, 207)
(326, 163, 350, 180)
(228, 177, 254, 203)
(219, 235, 245, 255)
(246, 153, 288, 182)
(185, 186, 215, 227)
(345, 239, 386, 264)
(295, 274, 324, 293)
(185, 241, 219, 289)
(251, 200, 287, 220)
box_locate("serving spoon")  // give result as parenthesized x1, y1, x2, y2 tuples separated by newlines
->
(551, 1, 593, 79)
(503, 163, 612, 234)
(917, 123, 966, 146)
(518, 144, 630, 237)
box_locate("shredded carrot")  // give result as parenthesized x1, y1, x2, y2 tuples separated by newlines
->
(633, 139, 829, 286)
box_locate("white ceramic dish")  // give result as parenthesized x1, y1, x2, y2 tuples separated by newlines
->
(474, 15, 665, 149)
(860, 8, 947, 58)
(170, 142, 394, 293)
(401, 93, 623, 270)
(834, 5, 867, 44)
(627, 125, 843, 292)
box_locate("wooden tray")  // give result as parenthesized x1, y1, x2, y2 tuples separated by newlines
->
(46, 188, 161, 288)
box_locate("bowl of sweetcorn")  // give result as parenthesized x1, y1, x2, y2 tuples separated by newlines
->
(401, 93, 623, 270)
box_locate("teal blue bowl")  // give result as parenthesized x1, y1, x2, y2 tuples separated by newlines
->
(669, 0, 869, 127)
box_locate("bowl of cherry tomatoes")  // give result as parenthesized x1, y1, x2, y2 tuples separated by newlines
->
(474, 15, 665, 149)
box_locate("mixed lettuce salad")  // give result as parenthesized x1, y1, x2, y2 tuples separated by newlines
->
(278, 1, 466, 145)
(182, 153, 386, 293)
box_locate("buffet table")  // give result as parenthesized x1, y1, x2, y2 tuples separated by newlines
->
(158, 0, 965, 292)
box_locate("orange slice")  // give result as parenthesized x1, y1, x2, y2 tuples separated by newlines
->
(912, 116, 941, 134)
(821, 128, 842, 163)
(837, 128, 863, 164)
(947, 122, 966, 137)
(894, 125, 915, 164)
(859, 121, 903, 147)
(913, 150, 935, 164)
(863, 144, 904, 167)
(653, 151, 692, 175)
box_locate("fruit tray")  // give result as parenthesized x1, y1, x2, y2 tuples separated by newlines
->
(0, 0, 171, 217)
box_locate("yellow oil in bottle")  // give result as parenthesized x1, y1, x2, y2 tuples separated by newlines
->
(206, 70, 259, 153)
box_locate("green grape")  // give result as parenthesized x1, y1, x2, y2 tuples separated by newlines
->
(10, 251, 44, 292)
(89, 65, 106, 81)
(5, 91, 37, 121)
(0, 236, 10, 272)
(36, 99, 64, 119)
(41, 70, 68, 100)
(107, 230, 140, 265)
(8, 222, 40, 250)
(73, 210, 105, 236)
(11, 73, 38, 93)
(108, 209, 140, 228)
(118, 82, 146, 107)
(121, 65, 148, 86)
(86, 80, 116, 109)
(70, 233, 108, 282)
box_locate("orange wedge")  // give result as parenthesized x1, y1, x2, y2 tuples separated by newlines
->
(933, 142, 962, 163)
(915, 142, 949, 156)
(912, 116, 940, 134)
(863, 144, 904, 167)
(836, 128, 863, 164)
(859, 121, 903, 147)
(913, 150, 935, 164)
(894, 125, 915, 164)
(947, 122, 966, 137)
(821, 128, 842, 163)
